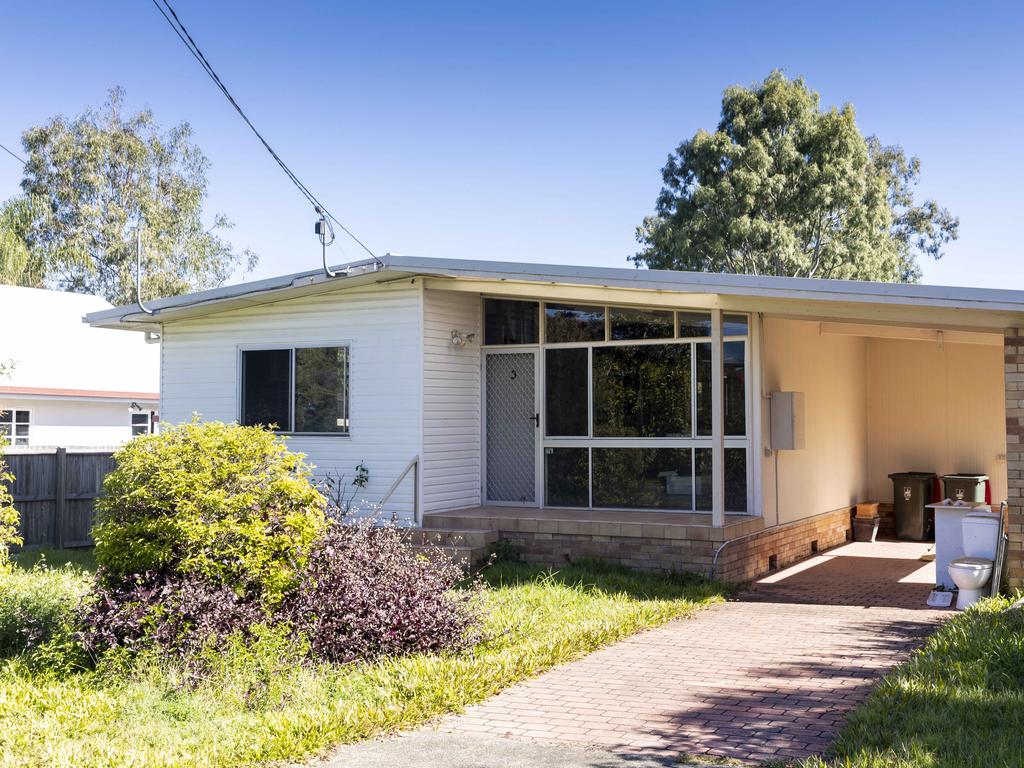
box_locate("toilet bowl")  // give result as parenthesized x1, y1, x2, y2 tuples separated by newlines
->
(948, 557, 994, 609)
(947, 512, 1001, 610)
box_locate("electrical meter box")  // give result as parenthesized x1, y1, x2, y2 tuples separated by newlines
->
(770, 391, 805, 450)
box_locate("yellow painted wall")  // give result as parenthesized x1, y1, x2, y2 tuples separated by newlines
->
(865, 338, 1007, 504)
(761, 318, 869, 524)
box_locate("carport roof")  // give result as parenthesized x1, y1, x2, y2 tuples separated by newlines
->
(84, 254, 1024, 331)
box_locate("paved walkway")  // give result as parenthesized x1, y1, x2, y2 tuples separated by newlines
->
(321, 541, 949, 767)
(439, 540, 947, 764)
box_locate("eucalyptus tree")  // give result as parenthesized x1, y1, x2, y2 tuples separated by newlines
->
(634, 71, 957, 282)
(16, 87, 256, 305)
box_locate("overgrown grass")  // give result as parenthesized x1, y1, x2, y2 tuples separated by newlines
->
(0, 555, 726, 767)
(803, 596, 1024, 768)
(12, 548, 97, 573)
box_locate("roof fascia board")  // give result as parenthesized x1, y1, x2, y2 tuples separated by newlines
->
(422, 278, 1016, 330)
(87, 267, 414, 329)
(390, 255, 1024, 311)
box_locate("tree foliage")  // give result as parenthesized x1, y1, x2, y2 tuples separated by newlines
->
(0, 196, 47, 288)
(0, 440, 22, 574)
(633, 71, 958, 282)
(8, 87, 256, 304)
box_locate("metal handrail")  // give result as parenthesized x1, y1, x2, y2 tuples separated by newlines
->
(379, 454, 420, 524)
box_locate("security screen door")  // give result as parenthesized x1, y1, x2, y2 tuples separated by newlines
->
(485, 351, 538, 505)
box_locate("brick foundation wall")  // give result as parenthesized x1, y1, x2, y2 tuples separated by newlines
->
(503, 530, 718, 575)
(715, 507, 853, 583)
(1005, 330, 1024, 590)
(499, 507, 853, 583)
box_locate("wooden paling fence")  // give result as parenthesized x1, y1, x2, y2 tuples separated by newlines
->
(3, 449, 114, 548)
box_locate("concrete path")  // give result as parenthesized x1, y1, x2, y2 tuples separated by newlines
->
(321, 541, 948, 767)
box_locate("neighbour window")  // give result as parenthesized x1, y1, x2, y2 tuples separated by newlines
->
(131, 412, 155, 437)
(0, 410, 30, 446)
(241, 346, 349, 434)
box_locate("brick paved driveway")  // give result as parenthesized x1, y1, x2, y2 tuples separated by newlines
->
(440, 540, 949, 764)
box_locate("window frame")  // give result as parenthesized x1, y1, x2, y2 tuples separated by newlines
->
(237, 342, 352, 436)
(481, 296, 751, 514)
(130, 410, 155, 437)
(0, 408, 31, 447)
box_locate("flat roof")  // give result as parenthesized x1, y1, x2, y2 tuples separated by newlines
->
(84, 254, 1024, 331)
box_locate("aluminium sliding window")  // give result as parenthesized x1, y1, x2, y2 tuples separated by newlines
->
(240, 346, 349, 434)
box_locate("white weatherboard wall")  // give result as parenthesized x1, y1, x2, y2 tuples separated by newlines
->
(761, 318, 869, 524)
(421, 289, 482, 513)
(159, 282, 422, 523)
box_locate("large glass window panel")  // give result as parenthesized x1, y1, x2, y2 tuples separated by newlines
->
(593, 448, 693, 510)
(609, 307, 673, 340)
(696, 341, 746, 436)
(545, 447, 589, 507)
(295, 347, 349, 433)
(724, 340, 746, 436)
(545, 303, 605, 343)
(241, 349, 291, 429)
(694, 448, 747, 512)
(593, 344, 692, 437)
(678, 311, 712, 337)
(725, 448, 747, 512)
(696, 342, 711, 436)
(695, 448, 712, 512)
(545, 348, 588, 436)
(484, 299, 538, 345)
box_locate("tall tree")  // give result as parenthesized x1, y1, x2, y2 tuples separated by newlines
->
(633, 71, 958, 282)
(0, 195, 46, 287)
(14, 88, 256, 304)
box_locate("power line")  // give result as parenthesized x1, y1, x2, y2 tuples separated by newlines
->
(0, 141, 26, 166)
(149, 0, 381, 265)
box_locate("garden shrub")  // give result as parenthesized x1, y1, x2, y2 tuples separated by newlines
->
(78, 569, 266, 662)
(0, 564, 89, 660)
(92, 420, 327, 603)
(284, 520, 483, 663)
(0, 444, 22, 573)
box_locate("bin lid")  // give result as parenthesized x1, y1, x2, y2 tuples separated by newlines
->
(943, 474, 989, 481)
(888, 472, 937, 479)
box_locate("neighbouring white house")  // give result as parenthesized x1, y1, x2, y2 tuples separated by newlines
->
(84, 255, 1024, 585)
(1, 285, 159, 449)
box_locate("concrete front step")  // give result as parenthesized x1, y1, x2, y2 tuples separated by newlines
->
(407, 527, 498, 566)
(406, 528, 498, 549)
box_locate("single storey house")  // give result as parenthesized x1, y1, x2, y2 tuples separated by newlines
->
(85, 256, 1024, 585)
(1, 285, 159, 449)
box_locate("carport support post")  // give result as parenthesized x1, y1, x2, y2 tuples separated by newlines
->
(711, 309, 725, 527)
(1005, 329, 1024, 589)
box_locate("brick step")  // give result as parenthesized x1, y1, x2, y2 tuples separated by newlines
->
(405, 528, 498, 549)
(409, 542, 491, 565)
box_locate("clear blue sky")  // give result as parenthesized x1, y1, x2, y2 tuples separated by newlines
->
(2, 0, 1022, 288)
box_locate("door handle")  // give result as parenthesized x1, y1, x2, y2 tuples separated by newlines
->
(531, 413, 540, 428)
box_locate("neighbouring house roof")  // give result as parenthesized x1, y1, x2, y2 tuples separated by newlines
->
(0, 285, 160, 396)
(83, 254, 1024, 332)
(0, 385, 159, 403)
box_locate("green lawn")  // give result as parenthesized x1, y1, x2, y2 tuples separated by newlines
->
(0, 553, 726, 768)
(802, 596, 1024, 768)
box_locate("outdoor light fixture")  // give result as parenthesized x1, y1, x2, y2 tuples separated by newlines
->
(450, 330, 476, 347)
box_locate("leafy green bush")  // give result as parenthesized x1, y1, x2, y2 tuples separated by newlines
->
(0, 441, 22, 572)
(92, 421, 327, 603)
(0, 564, 89, 660)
